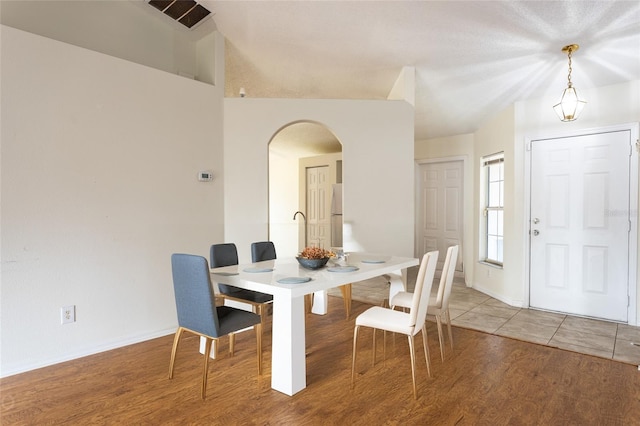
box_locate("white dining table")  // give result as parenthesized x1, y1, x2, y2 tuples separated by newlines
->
(210, 252, 418, 396)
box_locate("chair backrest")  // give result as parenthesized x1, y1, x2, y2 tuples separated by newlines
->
(433, 245, 459, 309)
(210, 243, 239, 268)
(251, 241, 277, 262)
(171, 253, 220, 338)
(210, 243, 239, 294)
(408, 250, 439, 330)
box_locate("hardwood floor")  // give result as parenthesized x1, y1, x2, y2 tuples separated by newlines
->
(2, 296, 639, 425)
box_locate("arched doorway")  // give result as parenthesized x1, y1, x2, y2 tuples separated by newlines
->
(268, 121, 343, 257)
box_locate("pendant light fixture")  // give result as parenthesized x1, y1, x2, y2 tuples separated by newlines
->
(553, 44, 587, 121)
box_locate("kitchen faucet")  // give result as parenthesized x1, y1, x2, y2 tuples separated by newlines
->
(293, 211, 307, 247)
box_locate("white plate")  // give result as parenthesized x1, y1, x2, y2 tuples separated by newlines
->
(327, 266, 359, 272)
(277, 276, 312, 284)
(243, 267, 274, 273)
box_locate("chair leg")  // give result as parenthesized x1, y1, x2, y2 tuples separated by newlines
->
(436, 314, 445, 362)
(168, 327, 185, 379)
(339, 284, 352, 320)
(229, 332, 235, 356)
(382, 330, 387, 362)
(255, 322, 263, 375)
(408, 335, 418, 399)
(421, 325, 432, 377)
(351, 325, 360, 389)
(305, 294, 314, 313)
(445, 309, 454, 351)
(201, 337, 213, 400)
(258, 304, 266, 330)
(372, 328, 377, 366)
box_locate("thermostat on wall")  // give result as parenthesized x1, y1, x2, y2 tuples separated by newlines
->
(198, 171, 214, 182)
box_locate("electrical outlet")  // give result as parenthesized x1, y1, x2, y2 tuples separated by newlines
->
(61, 305, 76, 324)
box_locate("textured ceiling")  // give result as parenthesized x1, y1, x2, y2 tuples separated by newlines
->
(204, 0, 640, 148)
(4, 1, 637, 156)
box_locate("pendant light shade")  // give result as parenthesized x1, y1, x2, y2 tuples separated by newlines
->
(553, 44, 586, 122)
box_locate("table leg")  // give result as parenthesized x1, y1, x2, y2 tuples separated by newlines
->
(271, 293, 307, 395)
(310, 290, 328, 314)
(199, 336, 217, 359)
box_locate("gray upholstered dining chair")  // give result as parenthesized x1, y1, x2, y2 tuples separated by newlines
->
(168, 253, 262, 400)
(352, 250, 438, 399)
(210, 243, 273, 327)
(251, 241, 277, 263)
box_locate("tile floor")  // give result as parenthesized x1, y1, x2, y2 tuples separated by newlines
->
(333, 271, 640, 366)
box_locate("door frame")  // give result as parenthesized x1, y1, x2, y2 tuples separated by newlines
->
(523, 122, 639, 325)
(415, 155, 469, 275)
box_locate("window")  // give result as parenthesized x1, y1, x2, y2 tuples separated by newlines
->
(483, 153, 504, 266)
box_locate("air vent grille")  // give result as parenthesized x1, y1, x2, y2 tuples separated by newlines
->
(148, 0, 211, 29)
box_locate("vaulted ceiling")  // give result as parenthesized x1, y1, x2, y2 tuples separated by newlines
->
(203, 0, 640, 141)
(3, 1, 639, 151)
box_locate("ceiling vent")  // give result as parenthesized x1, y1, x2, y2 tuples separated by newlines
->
(148, 0, 211, 29)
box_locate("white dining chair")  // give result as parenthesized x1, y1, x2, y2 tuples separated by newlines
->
(351, 250, 439, 399)
(390, 245, 459, 362)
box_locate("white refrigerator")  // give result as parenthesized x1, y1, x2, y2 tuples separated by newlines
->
(331, 183, 343, 248)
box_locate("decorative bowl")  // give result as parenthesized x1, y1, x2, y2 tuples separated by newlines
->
(296, 256, 330, 270)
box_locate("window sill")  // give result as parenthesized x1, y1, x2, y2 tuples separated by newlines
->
(479, 261, 503, 269)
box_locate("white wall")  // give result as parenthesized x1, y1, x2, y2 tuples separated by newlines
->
(268, 151, 300, 257)
(1, 26, 225, 376)
(0, 0, 209, 80)
(224, 98, 415, 264)
(473, 106, 516, 302)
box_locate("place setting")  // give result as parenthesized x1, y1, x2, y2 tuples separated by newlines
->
(276, 276, 312, 284)
(242, 266, 274, 273)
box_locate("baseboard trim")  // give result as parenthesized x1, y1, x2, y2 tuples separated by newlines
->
(1, 328, 176, 378)
(470, 282, 525, 308)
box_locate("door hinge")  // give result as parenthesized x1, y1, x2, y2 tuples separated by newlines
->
(636, 139, 639, 152)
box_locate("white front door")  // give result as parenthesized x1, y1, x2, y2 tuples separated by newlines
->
(306, 166, 331, 249)
(529, 130, 632, 322)
(417, 160, 463, 271)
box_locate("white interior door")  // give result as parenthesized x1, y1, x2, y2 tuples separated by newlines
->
(417, 160, 463, 271)
(529, 130, 632, 322)
(306, 166, 331, 249)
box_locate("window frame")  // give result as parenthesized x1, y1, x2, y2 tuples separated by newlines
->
(482, 152, 504, 267)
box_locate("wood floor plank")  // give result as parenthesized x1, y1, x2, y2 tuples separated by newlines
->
(2, 297, 639, 425)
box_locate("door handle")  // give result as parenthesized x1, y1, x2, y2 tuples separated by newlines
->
(533, 218, 540, 224)
(532, 229, 540, 236)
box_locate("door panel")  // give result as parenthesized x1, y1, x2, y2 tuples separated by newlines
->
(417, 161, 463, 271)
(529, 130, 630, 322)
(306, 166, 331, 249)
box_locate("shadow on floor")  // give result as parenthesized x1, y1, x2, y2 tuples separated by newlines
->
(330, 270, 640, 366)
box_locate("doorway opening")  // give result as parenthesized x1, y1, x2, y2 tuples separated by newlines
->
(268, 121, 343, 257)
